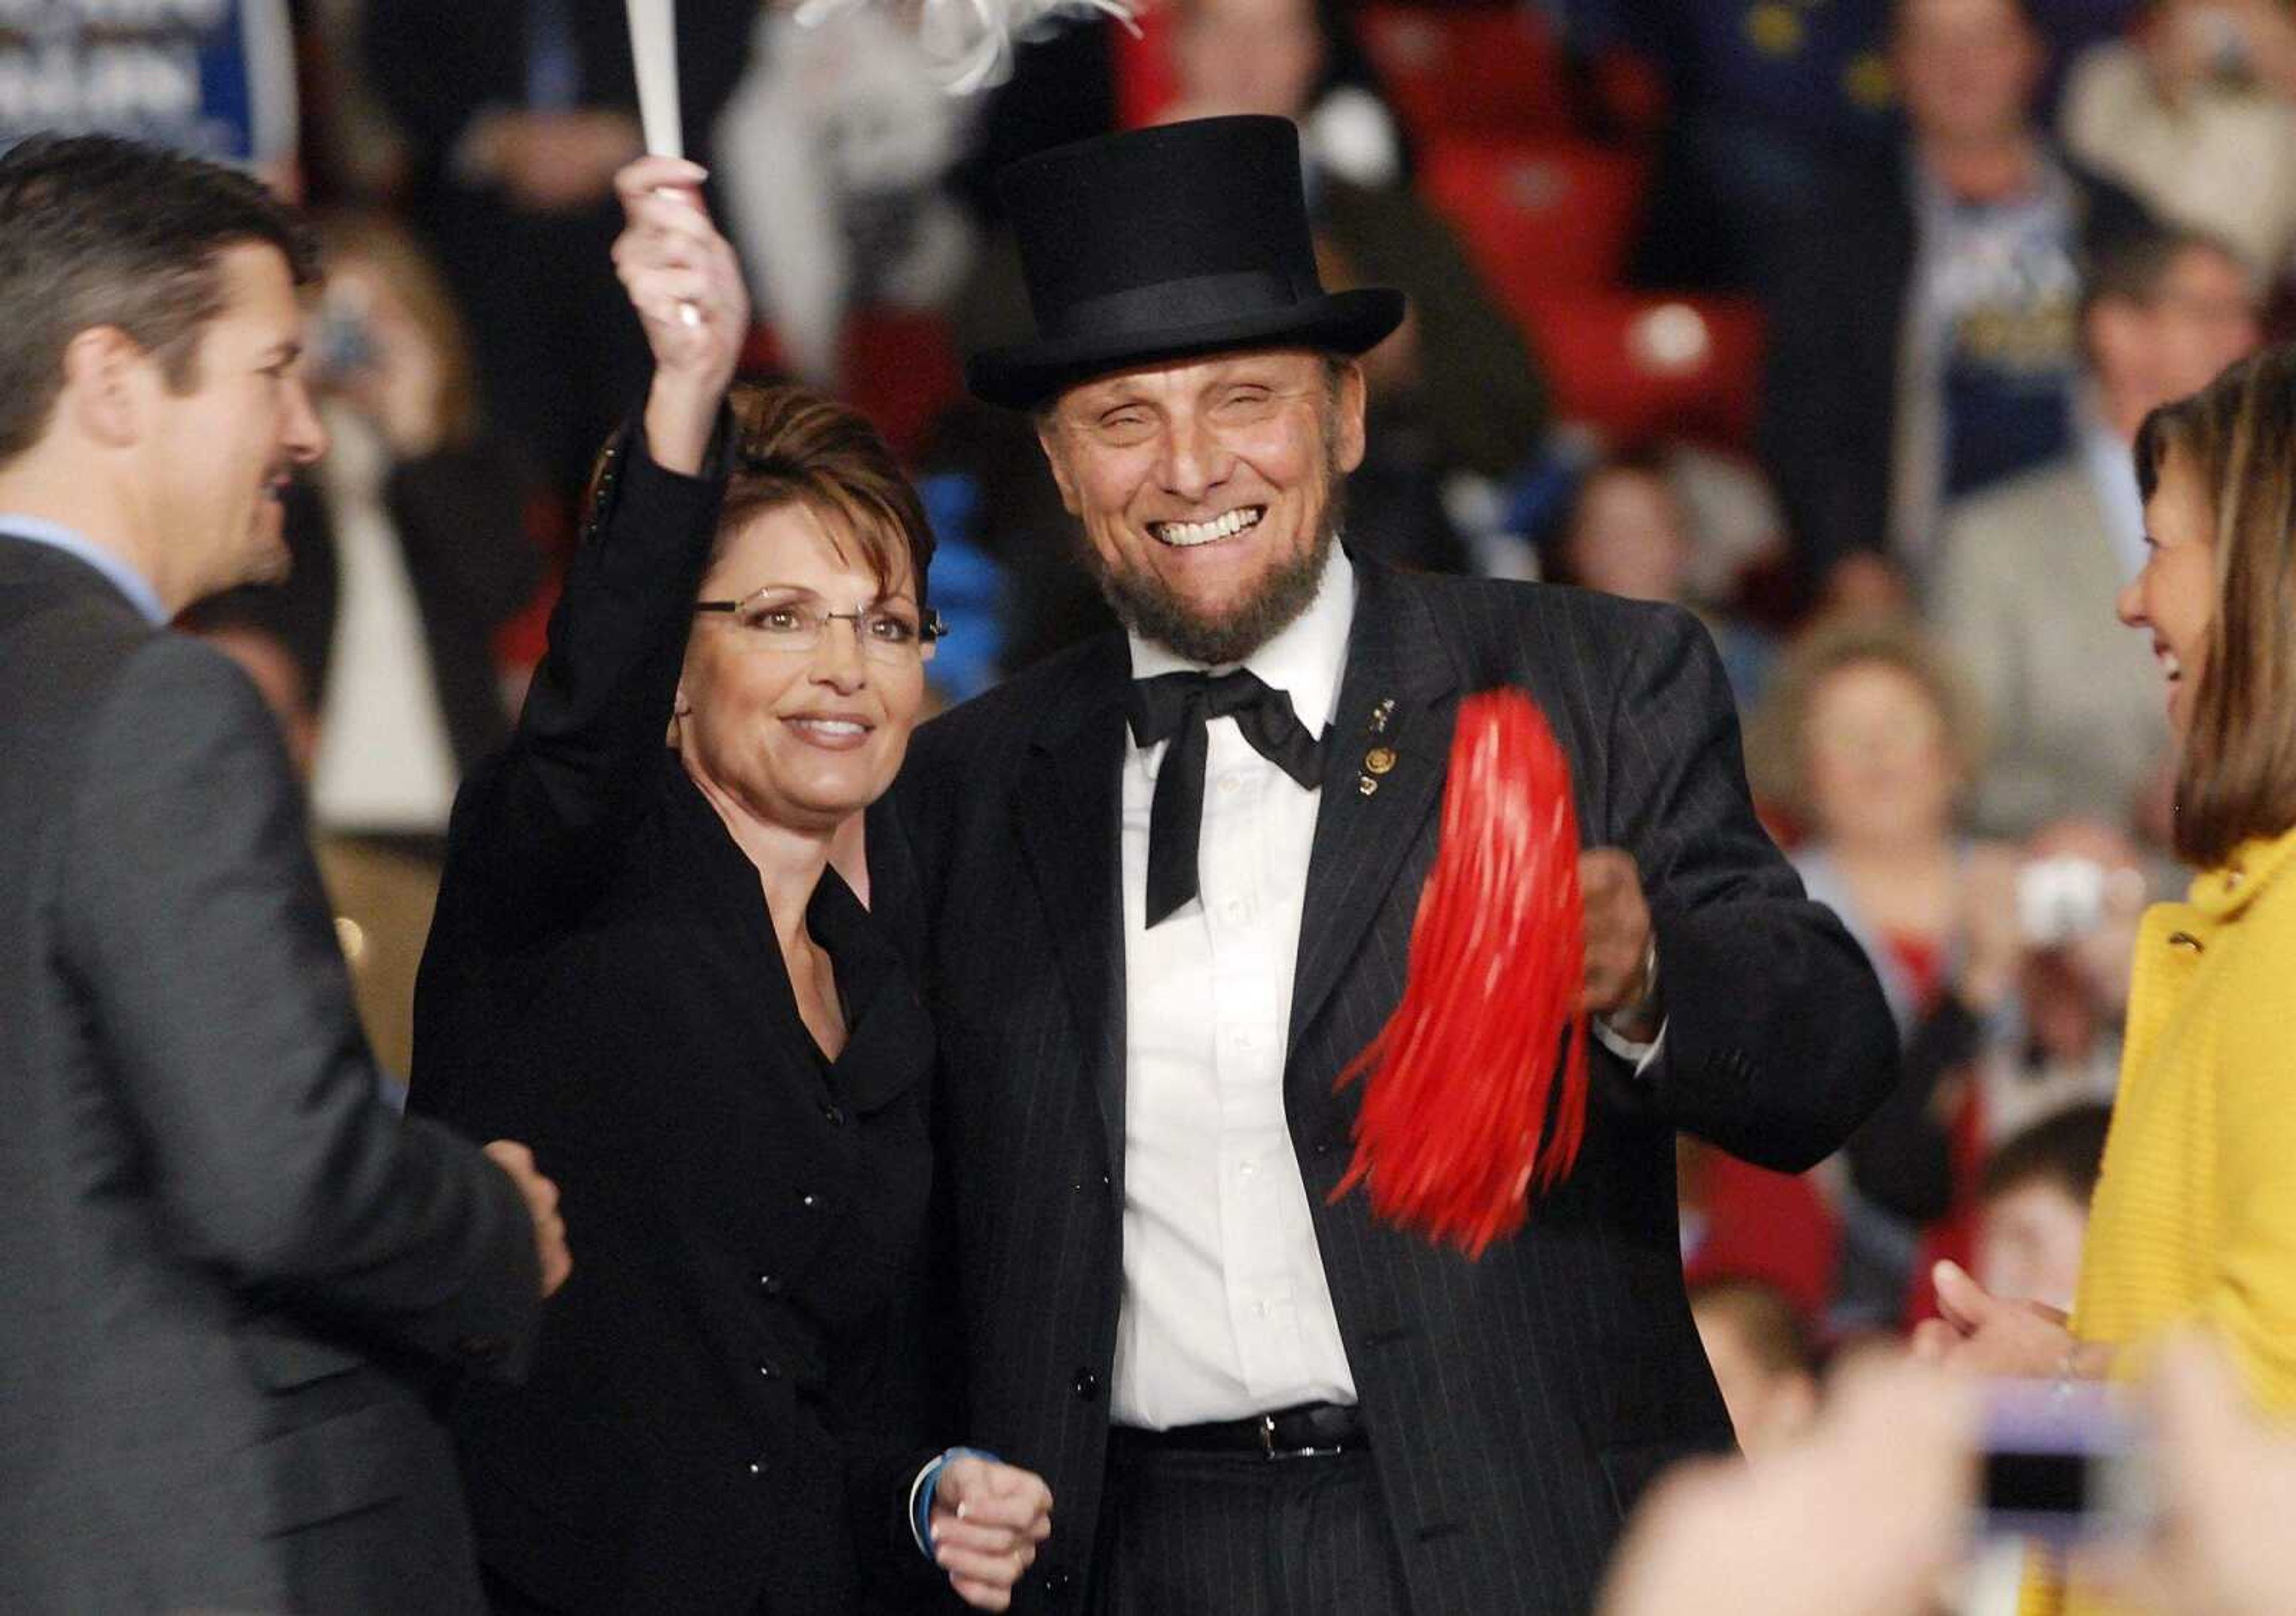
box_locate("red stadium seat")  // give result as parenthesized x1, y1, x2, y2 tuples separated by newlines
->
(1513, 290, 1766, 449)
(738, 309, 963, 463)
(1419, 135, 1648, 297)
(1681, 1144, 1840, 1325)
(1359, 5, 1574, 139)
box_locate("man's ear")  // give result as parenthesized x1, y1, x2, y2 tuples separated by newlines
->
(60, 327, 148, 449)
(1330, 358, 1369, 477)
(1036, 414, 1084, 518)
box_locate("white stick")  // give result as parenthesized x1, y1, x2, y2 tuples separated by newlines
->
(627, 0, 684, 161)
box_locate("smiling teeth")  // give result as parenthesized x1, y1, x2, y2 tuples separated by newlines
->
(795, 719, 866, 736)
(1154, 507, 1263, 547)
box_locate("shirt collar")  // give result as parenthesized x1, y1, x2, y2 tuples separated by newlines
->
(0, 513, 167, 626)
(1125, 544, 1356, 737)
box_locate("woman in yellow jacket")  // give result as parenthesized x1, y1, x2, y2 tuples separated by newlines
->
(1912, 344, 2296, 1606)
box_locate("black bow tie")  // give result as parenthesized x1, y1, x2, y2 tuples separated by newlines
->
(1125, 669, 1324, 927)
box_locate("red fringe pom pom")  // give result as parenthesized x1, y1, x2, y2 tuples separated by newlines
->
(1332, 688, 1589, 1258)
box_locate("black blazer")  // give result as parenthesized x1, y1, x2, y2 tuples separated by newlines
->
(879, 560, 1900, 1614)
(1758, 145, 2154, 597)
(410, 434, 943, 1615)
(0, 536, 541, 1614)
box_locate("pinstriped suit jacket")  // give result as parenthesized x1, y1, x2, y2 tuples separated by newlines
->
(881, 558, 1898, 1613)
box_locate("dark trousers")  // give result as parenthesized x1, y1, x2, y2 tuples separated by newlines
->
(1088, 1443, 1412, 1616)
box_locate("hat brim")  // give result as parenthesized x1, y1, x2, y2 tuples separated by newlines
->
(964, 288, 1407, 410)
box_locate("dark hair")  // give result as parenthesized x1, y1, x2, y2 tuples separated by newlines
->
(1534, 447, 1675, 589)
(0, 133, 318, 465)
(2133, 344, 2296, 868)
(1979, 1102, 2112, 1206)
(2081, 224, 2251, 326)
(1687, 1277, 1818, 1377)
(715, 382, 935, 606)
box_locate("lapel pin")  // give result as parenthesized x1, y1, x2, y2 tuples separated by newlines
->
(1365, 746, 1397, 776)
(1370, 697, 1396, 734)
(1357, 775, 1379, 797)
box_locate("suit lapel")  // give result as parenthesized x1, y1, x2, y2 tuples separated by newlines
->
(1013, 638, 1132, 1191)
(1289, 564, 1461, 1054)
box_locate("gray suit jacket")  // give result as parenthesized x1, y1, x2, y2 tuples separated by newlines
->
(0, 535, 542, 1614)
(1933, 457, 2169, 838)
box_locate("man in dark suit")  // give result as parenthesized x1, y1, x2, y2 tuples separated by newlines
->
(362, 0, 759, 500)
(881, 116, 1899, 1614)
(1758, 0, 2154, 612)
(0, 135, 567, 1614)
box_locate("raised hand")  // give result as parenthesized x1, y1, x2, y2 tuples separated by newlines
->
(930, 1456, 1054, 1612)
(609, 155, 750, 473)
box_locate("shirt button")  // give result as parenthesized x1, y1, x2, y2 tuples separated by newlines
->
(1222, 900, 1247, 925)
(755, 1272, 784, 1296)
(799, 1191, 821, 1210)
(1073, 1368, 1100, 1402)
(822, 1105, 846, 1126)
(1238, 1157, 1259, 1178)
(1217, 773, 1243, 795)
(758, 1359, 781, 1380)
(747, 1461, 765, 1477)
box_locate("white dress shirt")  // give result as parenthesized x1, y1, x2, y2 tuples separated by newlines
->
(1112, 547, 1360, 1429)
(1109, 550, 1663, 1428)
(307, 407, 460, 836)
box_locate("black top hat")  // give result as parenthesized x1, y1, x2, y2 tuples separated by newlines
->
(964, 115, 1407, 410)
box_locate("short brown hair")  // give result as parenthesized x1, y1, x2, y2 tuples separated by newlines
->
(0, 134, 317, 466)
(2135, 344, 2296, 868)
(1744, 618, 1986, 824)
(715, 382, 936, 605)
(1979, 1102, 2112, 1207)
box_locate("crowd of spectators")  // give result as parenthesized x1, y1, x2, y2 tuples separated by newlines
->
(18, 0, 2296, 1598)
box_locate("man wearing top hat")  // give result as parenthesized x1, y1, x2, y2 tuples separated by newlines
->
(869, 115, 1898, 1612)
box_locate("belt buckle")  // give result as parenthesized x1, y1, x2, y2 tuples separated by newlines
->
(1258, 1411, 1342, 1460)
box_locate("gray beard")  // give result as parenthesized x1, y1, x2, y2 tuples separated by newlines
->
(1091, 476, 1346, 666)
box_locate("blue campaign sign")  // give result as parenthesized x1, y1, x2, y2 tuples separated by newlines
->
(0, 0, 297, 167)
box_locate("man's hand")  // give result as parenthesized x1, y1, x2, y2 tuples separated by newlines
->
(930, 1456, 1054, 1612)
(484, 1140, 570, 1298)
(1909, 1260, 2075, 1379)
(609, 155, 750, 473)
(1580, 849, 1658, 1035)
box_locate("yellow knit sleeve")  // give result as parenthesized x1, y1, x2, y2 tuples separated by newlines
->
(2201, 905, 2296, 1414)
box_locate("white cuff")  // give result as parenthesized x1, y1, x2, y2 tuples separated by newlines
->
(1593, 1015, 1667, 1076)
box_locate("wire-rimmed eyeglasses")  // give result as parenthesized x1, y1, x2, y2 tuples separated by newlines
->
(692, 589, 944, 665)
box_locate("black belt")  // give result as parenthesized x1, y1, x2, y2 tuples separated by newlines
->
(1111, 1401, 1367, 1459)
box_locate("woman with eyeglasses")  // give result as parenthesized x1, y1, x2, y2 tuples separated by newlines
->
(408, 157, 1050, 1616)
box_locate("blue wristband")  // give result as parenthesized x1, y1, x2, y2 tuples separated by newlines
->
(912, 1444, 1001, 1559)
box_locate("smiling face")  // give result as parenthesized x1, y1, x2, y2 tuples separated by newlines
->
(1038, 347, 1366, 665)
(2120, 444, 2218, 736)
(1802, 658, 1964, 850)
(142, 241, 326, 601)
(676, 501, 928, 836)
(1894, 0, 2043, 153)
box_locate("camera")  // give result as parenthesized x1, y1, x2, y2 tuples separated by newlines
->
(312, 282, 378, 381)
(1979, 1379, 2152, 1544)
(2017, 856, 2107, 947)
